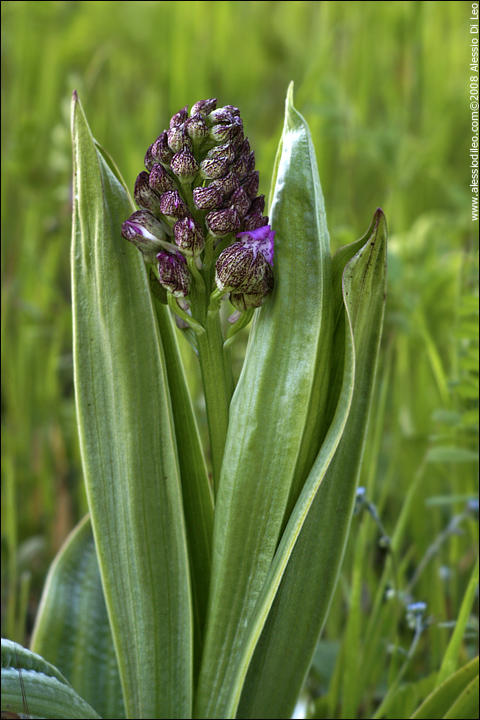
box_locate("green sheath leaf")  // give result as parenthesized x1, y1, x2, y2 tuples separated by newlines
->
(71, 92, 192, 719)
(31, 515, 125, 719)
(237, 210, 387, 719)
(195, 83, 333, 718)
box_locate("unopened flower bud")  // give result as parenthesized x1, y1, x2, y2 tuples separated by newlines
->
(144, 145, 156, 171)
(230, 153, 249, 181)
(157, 251, 191, 297)
(185, 115, 209, 142)
(174, 217, 205, 257)
(193, 185, 223, 210)
(190, 98, 217, 117)
(223, 105, 240, 117)
(149, 164, 176, 194)
(199, 157, 229, 180)
(207, 107, 234, 125)
(209, 122, 237, 144)
(242, 171, 259, 199)
(206, 207, 240, 238)
(167, 124, 192, 152)
(159, 190, 190, 222)
(170, 148, 199, 183)
(170, 106, 188, 127)
(243, 214, 269, 231)
(134, 171, 162, 214)
(210, 171, 239, 199)
(230, 285, 273, 312)
(207, 142, 237, 164)
(151, 131, 174, 165)
(229, 187, 251, 218)
(122, 210, 172, 262)
(249, 194, 265, 215)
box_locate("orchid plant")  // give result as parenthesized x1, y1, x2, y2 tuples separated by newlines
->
(2, 84, 388, 719)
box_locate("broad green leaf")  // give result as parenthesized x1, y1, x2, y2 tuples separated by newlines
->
(237, 210, 387, 719)
(410, 656, 479, 719)
(1, 638, 101, 719)
(195, 82, 334, 718)
(31, 515, 125, 719)
(151, 293, 214, 678)
(435, 556, 479, 687)
(71, 92, 192, 718)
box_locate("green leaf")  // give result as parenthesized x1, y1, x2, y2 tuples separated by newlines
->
(410, 656, 479, 720)
(1, 638, 101, 719)
(436, 557, 479, 688)
(151, 294, 214, 678)
(195, 82, 334, 718)
(237, 210, 387, 719)
(71, 92, 192, 718)
(30, 515, 125, 719)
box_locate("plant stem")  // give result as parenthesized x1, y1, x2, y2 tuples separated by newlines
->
(196, 310, 234, 496)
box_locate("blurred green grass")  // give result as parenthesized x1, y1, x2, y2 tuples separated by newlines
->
(1, 1, 478, 715)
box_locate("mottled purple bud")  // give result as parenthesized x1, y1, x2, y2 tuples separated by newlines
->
(185, 114, 209, 141)
(211, 171, 239, 199)
(243, 214, 269, 231)
(157, 251, 191, 297)
(238, 138, 251, 157)
(242, 171, 260, 199)
(206, 207, 241, 238)
(144, 145, 156, 171)
(170, 148, 199, 183)
(170, 106, 188, 127)
(207, 142, 237, 164)
(245, 151, 256, 175)
(249, 194, 265, 215)
(236, 224, 275, 266)
(190, 98, 217, 117)
(122, 210, 172, 261)
(193, 184, 224, 210)
(134, 172, 162, 214)
(223, 105, 240, 117)
(215, 228, 275, 294)
(174, 217, 205, 257)
(207, 107, 234, 125)
(151, 131, 174, 165)
(149, 164, 176, 194)
(167, 124, 192, 152)
(230, 153, 249, 181)
(230, 283, 274, 312)
(159, 190, 190, 222)
(229, 187, 251, 218)
(199, 157, 229, 180)
(209, 122, 237, 144)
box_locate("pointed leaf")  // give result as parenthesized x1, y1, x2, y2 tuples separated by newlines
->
(237, 210, 387, 719)
(195, 83, 334, 718)
(410, 656, 479, 720)
(31, 515, 125, 719)
(71, 92, 192, 719)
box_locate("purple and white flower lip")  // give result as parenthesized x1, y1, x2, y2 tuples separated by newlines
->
(214, 224, 275, 297)
(235, 224, 275, 267)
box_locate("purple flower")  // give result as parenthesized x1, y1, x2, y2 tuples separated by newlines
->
(215, 224, 275, 296)
(236, 224, 275, 267)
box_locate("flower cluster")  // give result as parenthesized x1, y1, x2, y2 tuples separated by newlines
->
(122, 99, 275, 321)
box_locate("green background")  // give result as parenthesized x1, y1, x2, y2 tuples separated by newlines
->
(1, 1, 478, 715)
